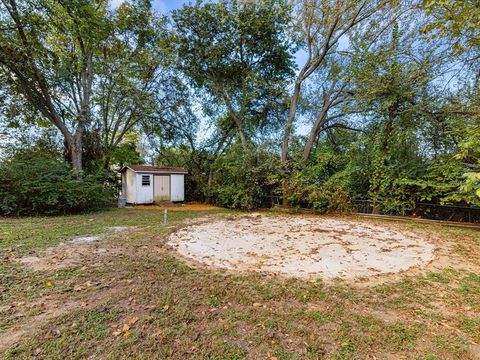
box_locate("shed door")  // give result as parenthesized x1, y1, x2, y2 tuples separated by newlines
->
(154, 175, 170, 201)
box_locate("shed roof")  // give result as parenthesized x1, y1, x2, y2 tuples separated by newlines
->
(120, 164, 188, 174)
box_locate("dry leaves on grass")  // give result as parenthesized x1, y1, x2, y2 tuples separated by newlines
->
(111, 317, 140, 338)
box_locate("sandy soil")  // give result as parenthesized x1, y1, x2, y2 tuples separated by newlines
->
(134, 203, 223, 211)
(167, 214, 436, 280)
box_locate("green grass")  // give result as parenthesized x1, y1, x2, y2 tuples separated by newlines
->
(1, 208, 480, 359)
(0, 208, 229, 254)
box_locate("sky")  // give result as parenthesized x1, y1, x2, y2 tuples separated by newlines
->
(110, 0, 189, 13)
(152, 0, 186, 12)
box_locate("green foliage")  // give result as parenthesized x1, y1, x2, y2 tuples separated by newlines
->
(0, 149, 115, 216)
(0, 0, 478, 219)
(422, 0, 480, 54)
(307, 171, 353, 213)
(454, 121, 480, 205)
(286, 150, 351, 211)
(171, 0, 294, 142)
(397, 156, 470, 204)
(0, 0, 174, 169)
(208, 146, 282, 209)
(108, 142, 142, 170)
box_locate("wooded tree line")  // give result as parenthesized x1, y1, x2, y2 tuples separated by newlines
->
(0, 0, 479, 215)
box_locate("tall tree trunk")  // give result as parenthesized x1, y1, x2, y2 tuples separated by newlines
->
(208, 166, 214, 187)
(63, 134, 82, 171)
(70, 143, 83, 170)
(232, 114, 247, 148)
(280, 79, 303, 207)
(71, 51, 92, 171)
(371, 105, 396, 214)
(218, 88, 248, 149)
(281, 80, 302, 163)
(302, 106, 329, 161)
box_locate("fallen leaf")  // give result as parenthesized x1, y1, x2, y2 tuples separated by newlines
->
(253, 302, 262, 307)
(112, 330, 122, 337)
(266, 350, 278, 360)
(128, 316, 139, 325)
(122, 324, 130, 332)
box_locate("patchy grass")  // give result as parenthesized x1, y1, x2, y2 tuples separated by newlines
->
(1, 208, 480, 359)
(0, 208, 226, 254)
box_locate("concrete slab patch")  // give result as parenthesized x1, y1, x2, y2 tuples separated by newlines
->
(167, 215, 436, 280)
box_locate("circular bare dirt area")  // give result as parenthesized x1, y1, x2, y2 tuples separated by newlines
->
(168, 215, 435, 279)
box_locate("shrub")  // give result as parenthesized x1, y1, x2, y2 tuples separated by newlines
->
(207, 145, 282, 209)
(0, 149, 115, 216)
(286, 151, 354, 211)
(307, 172, 354, 213)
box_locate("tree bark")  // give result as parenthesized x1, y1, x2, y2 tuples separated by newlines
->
(232, 113, 247, 148)
(302, 106, 329, 161)
(281, 80, 302, 163)
(70, 141, 83, 170)
(371, 104, 396, 214)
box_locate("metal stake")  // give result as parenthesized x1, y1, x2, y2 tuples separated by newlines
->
(164, 209, 168, 224)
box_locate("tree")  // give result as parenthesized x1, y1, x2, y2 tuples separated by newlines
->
(422, 0, 480, 57)
(0, 0, 109, 169)
(171, 0, 295, 148)
(448, 88, 480, 204)
(300, 55, 354, 161)
(422, 0, 480, 203)
(92, 1, 175, 168)
(348, 23, 438, 213)
(0, 0, 172, 170)
(280, 0, 399, 163)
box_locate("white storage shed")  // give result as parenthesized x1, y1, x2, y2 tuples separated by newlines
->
(120, 165, 187, 204)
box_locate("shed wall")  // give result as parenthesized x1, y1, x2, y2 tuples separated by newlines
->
(170, 174, 185, 202)
(125, 169, 136, 203)
(135, 173, 154, 204)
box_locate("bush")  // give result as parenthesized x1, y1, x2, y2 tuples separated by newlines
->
(307, 172, 354, 213)
(286, 151, 354, 211)
(208, 146, 282, 209)
(0, 149, 115, 216)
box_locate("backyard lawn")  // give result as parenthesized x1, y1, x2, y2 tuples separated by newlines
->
(1, 207, 480, 359)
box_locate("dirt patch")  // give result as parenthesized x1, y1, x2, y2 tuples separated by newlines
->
(69, 235, 103, 244)
(15, 243, 125, 272)
(16, 226, 135, 272)
(167, 214, 436, 280)
(134, 203, 223, 211)
(106, 226, 133, 232)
